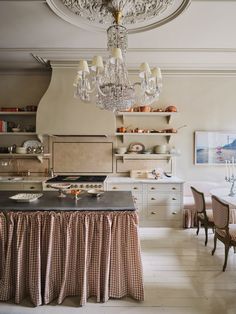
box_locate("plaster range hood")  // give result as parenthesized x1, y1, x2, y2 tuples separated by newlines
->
(36, 62, 115, 136)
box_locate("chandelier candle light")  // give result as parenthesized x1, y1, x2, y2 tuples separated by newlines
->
(225, 157, 236, 197)
(73, 9, 162, 113)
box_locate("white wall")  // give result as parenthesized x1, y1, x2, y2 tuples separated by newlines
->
(159, 74, 236, 181)
(0, 71, 51, 107)
(1, 70, 236, 182)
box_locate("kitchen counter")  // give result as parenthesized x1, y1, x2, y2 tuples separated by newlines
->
(0, 190, 135, 211)
(105, 175, 184, 184)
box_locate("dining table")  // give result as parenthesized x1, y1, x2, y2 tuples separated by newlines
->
(0, 190, 144, 307)
(210, 187, 236, 207)
(210, 187, 236, 225)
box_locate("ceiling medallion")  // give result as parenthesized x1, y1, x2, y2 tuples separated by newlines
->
(46, 0, 191, 33)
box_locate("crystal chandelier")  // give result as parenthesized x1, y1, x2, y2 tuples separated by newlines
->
(73, 10, 162, 113)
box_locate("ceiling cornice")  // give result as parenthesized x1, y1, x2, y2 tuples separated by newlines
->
(2, 47, 236, 73)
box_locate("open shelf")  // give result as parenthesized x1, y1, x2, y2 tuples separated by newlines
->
(0, 132, 37, 135)
(116, 112, 177, 124)
(0, 132, 45, 142)
(115, 153, 174, 162)
(115, 132, 176, 143)
(0, 153, 51, 163)
(0, 111, 36, 115)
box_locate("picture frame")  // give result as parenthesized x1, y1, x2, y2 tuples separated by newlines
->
(194, 131, 236, 165)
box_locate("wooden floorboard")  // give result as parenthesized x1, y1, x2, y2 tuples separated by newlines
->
(1, 227, 236, 314)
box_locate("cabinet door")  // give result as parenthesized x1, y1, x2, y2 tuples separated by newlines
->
(107, 183, 144, 217)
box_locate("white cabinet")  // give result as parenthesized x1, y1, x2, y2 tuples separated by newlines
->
(106, 179, 183, 227)
(107, 182, 144, 219)
(143, 183, 183, 227)
(0, 181, 43, 191)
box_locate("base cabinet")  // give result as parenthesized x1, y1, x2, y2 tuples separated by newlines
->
(0, 182, 42, 191)
(106, 181, 183, 227)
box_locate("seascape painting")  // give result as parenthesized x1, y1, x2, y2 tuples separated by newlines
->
(195, 131, 236, 165)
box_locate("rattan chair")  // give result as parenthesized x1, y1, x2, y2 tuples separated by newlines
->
(211, 195, 236, 271)
(191, 186, 214, 246)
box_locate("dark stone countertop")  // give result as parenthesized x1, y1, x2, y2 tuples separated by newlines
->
(0, 191, 135, 211)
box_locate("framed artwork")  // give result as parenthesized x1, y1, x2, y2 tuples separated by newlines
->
(195, 131, 236, 165)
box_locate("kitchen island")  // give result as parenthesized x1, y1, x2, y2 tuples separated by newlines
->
(0, 191, 144, 306)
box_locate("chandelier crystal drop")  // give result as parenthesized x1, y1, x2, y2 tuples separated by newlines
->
(73, 10, 163, 113)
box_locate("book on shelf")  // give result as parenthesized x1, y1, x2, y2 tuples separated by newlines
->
(0, 107, 19, 112)
(0, 120, 8, 132)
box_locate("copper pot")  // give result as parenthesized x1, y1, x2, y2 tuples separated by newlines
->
(139, 105, 151, 112)
(117, 126, 127, 133)
(165, 105, 177, 112)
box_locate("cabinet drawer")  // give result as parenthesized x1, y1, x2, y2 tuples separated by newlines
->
(23, 183, 42, 191)
(147, 193, 181, 205)
(147, 205, 181, 221)
(108, 183, 142, 192)
(147, 184, 180, 193)
(0, 183, 24, 190)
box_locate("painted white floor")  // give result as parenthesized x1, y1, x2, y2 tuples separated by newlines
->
(1, 227, 236, 314)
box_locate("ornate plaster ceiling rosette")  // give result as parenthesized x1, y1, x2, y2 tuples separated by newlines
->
(46, 0, 191, 34)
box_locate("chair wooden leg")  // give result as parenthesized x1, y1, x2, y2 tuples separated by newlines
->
(204, 224, 208, 246)
(212, 235, 217, 255)
(196, 217, 200, 235)
(223, 243, 230, 272)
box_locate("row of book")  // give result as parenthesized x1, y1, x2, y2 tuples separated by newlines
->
(0, 120, 8, 132)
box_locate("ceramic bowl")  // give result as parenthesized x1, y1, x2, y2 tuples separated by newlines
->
(12, 128, 20, 132)
(116, 147, 127, 154)
(154, 145, 167, 154)
(16, 147, 27, 154)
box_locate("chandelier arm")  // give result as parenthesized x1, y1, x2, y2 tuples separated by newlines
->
(96, 84, 110, 97)
(144, 87, 161, 97)
(80, 75, 98, 94)
(133, 81, 161, 96)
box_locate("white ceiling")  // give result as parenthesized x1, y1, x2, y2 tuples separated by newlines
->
(1, 0, 236, 71)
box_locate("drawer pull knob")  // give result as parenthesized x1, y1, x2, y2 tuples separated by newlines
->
(151, 198, 156, 200)
(151, 187, 155, 190)
(112, 187, 117, 190)
(172, 211, 177, 215)
(30, 187, 35, 189)
(172, 187, 176, 190)
(172, 198, 176, 200)
(151, 211, 156, 215)
(133, 187, 138, 190)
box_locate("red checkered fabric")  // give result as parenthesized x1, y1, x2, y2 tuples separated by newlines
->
(0, 212, 7, 281)
(0, 210, 144, 306)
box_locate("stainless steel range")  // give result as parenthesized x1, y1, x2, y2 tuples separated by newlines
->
(43, 175, 107, 191)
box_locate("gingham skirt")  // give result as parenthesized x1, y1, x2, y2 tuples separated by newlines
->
(0, 210, 144, 306)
